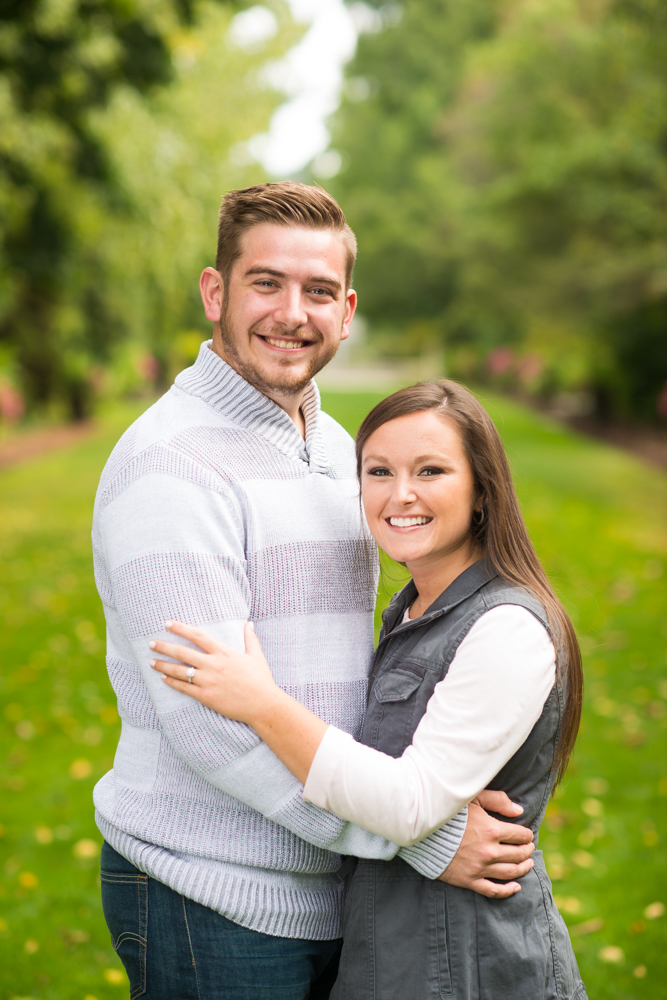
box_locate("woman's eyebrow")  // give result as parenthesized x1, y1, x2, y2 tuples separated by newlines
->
(364, 453, 451, 464)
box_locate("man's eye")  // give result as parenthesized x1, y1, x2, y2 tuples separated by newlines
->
(310, 287, 331, 297)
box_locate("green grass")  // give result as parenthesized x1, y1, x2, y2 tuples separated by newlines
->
(1, 390, 666, 999)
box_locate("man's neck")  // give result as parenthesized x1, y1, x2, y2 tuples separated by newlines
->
(209, 334, 307, 438)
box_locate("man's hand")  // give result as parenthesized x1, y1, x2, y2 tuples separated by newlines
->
(438, 790, 535, 899)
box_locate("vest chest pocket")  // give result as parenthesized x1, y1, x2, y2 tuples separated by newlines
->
(370, 664, 431, 758)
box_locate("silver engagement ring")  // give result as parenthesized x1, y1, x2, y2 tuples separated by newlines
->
(186, 667, 196, 684)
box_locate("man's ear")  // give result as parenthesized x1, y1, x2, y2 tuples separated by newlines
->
(340, 288, 357, 343)
(200, 267, 224, 323)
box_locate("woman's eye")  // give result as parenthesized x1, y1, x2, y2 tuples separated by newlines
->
(367, 467, 392, 477)
(419, 467, 444, 477)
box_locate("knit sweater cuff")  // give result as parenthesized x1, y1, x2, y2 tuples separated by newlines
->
(397, 807, 468, 879)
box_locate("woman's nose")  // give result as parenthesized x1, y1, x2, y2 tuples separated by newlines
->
(392, 475, 417, 504)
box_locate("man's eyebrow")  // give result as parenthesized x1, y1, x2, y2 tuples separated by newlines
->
(244, 266, 287, 279)
(244, 266, 341, 293)
(308, 275, 342, 293)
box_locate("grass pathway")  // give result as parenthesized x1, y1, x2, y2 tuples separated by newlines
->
(0, 392, 665, 999)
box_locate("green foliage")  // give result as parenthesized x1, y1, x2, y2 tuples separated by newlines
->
(0, 0, 293, 419)
(332, 0, 667, 420)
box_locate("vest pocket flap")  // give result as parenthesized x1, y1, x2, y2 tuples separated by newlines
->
(374, 668, 423, 703)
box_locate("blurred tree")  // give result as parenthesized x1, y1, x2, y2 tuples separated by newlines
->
(333, 0, 667, 421)
(331, 1, 501, 338)
(0, 0, 293, 418)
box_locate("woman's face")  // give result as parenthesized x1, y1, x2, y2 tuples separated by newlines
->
(361, 410, 480, 573)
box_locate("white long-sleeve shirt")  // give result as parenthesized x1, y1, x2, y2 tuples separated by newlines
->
(303, 604, 556, 847)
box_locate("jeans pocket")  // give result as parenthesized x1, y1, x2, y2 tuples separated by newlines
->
(101, 867, 148, 999)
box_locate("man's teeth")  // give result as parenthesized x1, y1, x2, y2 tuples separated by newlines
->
(389, 516, 432, 527)
(265, 337, 307, 350)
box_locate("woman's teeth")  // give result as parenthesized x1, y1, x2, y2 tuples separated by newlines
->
(265, 337, 307, 350)
(389, 516, 432, 527)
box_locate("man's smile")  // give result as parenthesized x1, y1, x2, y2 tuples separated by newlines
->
(260, 336, 313, 351)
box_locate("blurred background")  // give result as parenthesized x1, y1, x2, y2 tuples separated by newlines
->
(0, 1, 665, 998)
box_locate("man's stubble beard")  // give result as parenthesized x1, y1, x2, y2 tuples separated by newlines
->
(219, 306, 340, 397)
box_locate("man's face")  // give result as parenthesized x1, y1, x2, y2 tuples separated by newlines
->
(203, 223, 356, 397)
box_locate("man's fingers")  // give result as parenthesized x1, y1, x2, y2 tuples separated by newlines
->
(149, 638, 209, 669)
(483, 841, 535, 866)
(492, 819, 534, 845)
(475, 789, 524, 818)
(479, 858, 535, 881)
(468, 878, 522, 899)
(164, 620, 219, 653)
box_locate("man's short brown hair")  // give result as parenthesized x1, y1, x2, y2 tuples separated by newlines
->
(215, 182, 357, 288)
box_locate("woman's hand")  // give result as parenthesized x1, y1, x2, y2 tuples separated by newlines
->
(150, 620, 328, 785)
(149, 621, 277, 724)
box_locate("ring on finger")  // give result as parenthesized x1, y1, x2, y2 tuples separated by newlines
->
(186, 666, 196, 684)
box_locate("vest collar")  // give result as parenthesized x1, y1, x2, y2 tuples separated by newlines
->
(382, 558, 497, 635)
(174, 341, 331, 474)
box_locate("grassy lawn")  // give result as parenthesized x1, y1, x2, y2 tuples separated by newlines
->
(1, 389, 665, 999)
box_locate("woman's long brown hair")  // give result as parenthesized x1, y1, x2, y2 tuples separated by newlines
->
(355, 380, 583, 784)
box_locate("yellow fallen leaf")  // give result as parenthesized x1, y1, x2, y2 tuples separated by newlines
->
(18, 871, 38, 888)
(24, 938, 39, 954)
(644, 902, 665, 920)
(103, 968, 126, 984)
(599, 946, 624, 963)
(633, 966, 647, 978)
(69, 759, 93, 780)
(73, 839, 100, 860)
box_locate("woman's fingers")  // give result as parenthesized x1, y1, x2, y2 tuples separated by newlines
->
(148, 638, 209, 669)
(150, 658, 197, 683)
(164, 620, 220, 654)
(243, 621, 261, 655)
(159, 672, 206, 702)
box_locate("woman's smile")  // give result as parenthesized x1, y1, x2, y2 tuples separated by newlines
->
(386, 515, 433, 528)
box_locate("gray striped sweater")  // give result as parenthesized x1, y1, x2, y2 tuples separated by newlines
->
(92, 342, 466, 940)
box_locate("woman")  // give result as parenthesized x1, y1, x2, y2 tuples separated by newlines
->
(149, 381, 587, 1000)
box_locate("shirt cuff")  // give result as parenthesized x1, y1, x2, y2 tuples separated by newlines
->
(398, 806, 468, 879)
(303, 725, 353, 808)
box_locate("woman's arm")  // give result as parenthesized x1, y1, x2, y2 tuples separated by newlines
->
(150, 606, 555, 846)
(302, 606, 555, 844)
(150, 620, 332, 784)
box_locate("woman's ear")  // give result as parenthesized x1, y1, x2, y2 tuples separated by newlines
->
(474, 494, 486, 513)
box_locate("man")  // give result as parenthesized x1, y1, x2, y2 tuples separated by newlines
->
(92, 182, 535, 999)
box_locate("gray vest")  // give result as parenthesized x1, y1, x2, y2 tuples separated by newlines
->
(332, 560, 587, 1000)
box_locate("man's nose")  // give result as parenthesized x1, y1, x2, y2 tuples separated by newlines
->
(273, 286, 309, 330)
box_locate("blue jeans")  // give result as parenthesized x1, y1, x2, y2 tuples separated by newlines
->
(100, 842, 342, 999)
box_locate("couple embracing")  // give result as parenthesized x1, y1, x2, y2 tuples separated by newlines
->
(93, 182, 587, 999)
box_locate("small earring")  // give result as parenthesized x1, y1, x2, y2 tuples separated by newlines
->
(474, 506, 486, 525)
